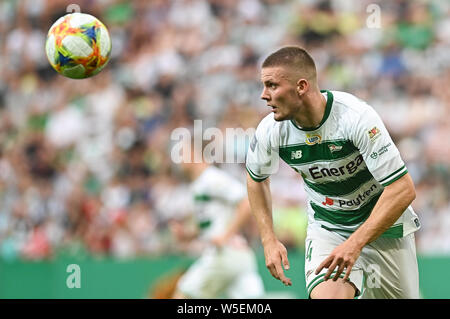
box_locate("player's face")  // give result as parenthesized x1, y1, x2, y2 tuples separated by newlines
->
(260, 66, 300, 121)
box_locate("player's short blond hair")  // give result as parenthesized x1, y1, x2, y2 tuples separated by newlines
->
(262, 46, 317, 83)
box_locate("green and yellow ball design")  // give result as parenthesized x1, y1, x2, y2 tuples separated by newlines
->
(45, 13, 112, 79)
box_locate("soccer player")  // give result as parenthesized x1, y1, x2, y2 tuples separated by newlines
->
(246, 46, 421, 299)
(170, 142, 265, 299)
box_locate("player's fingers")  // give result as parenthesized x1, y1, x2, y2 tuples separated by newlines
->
(343, 264, 353, 282)
(283, 277, 292, 286)
(333, 262, 346, 281)
(315, 256, 332, 275)
(280, 250, 290, 270)
(266, 260, 279, 280)
(274, 262, 284, 280)
(324, 260, 338, 281)
(275, 263, 291, 286)
(268, 265, 278, 279)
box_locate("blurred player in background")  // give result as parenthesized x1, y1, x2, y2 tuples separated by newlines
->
(168, 140, 265, 299)
(246, 46, 420, 299)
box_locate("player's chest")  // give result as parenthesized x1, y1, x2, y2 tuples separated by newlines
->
(277, 127, 354, 165)
(277, 130, 365, 182)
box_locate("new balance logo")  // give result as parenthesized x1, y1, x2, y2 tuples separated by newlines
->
(291, 150, 302, 159)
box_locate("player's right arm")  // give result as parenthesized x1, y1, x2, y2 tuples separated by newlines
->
(246, 114, 291, 286)
(246, 174, 292, 286)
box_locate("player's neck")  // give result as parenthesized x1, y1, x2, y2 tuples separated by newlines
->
(292, 90, 327, 130)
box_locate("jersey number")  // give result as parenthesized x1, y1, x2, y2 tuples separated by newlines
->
(306, 241, 313, 262)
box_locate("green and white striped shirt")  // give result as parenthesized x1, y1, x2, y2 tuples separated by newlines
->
(246, 90, 420, 238)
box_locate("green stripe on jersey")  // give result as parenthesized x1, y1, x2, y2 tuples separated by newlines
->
(198, 220, 211, 229)
(194, 194, 211, 202)
(304, 168, 375, 197)
(279, 140, 358, 166)
(382, 168, 408, 187)
(379, 224, 403, 238)
(320, 223, 404, 238)
(246, 166, 268, 182)
(311, 192, 382, 226)
(379, 165, 405, 184)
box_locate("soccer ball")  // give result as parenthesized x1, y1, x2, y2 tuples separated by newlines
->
(45, 13, 112, 79)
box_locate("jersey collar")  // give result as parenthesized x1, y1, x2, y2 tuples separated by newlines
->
(290, 90, 334, 132)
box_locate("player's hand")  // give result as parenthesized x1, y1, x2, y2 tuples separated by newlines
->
(315, 239, 362, 282)
(263, 239, 292, 286)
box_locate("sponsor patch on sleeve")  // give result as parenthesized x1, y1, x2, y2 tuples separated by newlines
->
(370, 142, 392, 159)
(368, 126, 381, 142)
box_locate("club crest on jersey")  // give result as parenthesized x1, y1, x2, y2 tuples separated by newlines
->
(368, 126, 381, 141)
(305, 134, 322, 145)
(328, 144, 343, 153)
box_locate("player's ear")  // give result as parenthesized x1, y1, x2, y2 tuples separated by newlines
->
(296, 79, 308, 96)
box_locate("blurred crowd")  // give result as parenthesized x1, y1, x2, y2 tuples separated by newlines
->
(0, 0, 449, 261)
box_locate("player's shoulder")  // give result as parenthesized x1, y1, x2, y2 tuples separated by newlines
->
(331, 90, 375, 116)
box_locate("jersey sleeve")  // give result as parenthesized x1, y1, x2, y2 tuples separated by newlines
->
(351, 105, 408, 187)
(245, 114, 280, 182)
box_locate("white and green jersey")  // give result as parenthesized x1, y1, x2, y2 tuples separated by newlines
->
(246, 90, 420, 238)
(191, 166, 247, 241)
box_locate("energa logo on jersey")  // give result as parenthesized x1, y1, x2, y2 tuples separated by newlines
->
(305, 134, 321, 145)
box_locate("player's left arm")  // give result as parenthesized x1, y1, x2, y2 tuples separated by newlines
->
(316, 101, 416, 281)
(349, 172, 416, 247)
(316, 173, 416, 281)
